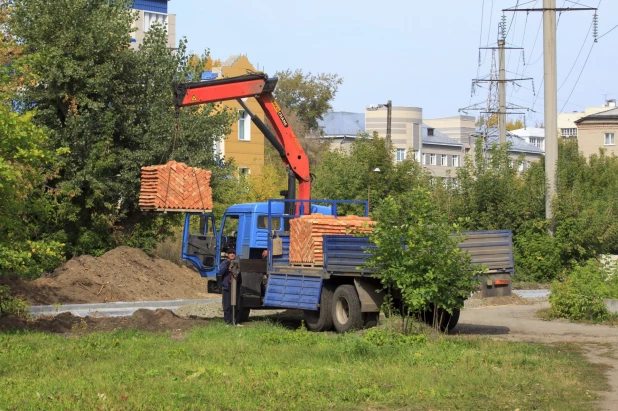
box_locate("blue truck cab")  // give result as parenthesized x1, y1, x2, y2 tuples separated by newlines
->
(182, 199, 515, 333)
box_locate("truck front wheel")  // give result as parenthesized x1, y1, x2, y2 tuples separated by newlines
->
(332, 285, 363, 333)
(304, 285, 334, 332)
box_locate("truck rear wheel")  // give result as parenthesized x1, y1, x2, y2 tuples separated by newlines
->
(332, 285, 363, 333)
(421, 307, 460, 332)
(304, 285, 334, 332)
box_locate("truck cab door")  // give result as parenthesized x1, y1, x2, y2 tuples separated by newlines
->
(182, 213, 218, 278)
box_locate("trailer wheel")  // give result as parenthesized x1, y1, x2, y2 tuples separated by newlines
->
(332, 285, 363, 333)
(304, 285, 334, 332)
(362, 312, 380, 329)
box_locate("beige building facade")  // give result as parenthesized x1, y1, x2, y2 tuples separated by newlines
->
(365, 106, 423, 162)
(424, 115, 476, 149)
(130, 3, 176, 49)
(575, 107, 618, 158)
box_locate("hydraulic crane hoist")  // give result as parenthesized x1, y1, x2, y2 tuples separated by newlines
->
(173, 73, 311, 216)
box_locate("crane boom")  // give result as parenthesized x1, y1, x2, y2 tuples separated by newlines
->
(173, 74, 311, 212)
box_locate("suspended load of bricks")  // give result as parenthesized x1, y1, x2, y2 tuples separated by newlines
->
(289, 214, 375, 265)
(139, 160, 213, 212)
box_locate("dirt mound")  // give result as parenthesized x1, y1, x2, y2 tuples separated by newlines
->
(0, 309, 209, 334)
(466, 293, 533, 308)
(3, 246, 213, 305)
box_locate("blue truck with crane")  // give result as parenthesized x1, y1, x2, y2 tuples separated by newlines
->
(173, 74, 515, 332)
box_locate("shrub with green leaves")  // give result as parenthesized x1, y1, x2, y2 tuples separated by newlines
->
(0, 286, 30, 318)
(366, 187, 482, 329)
(549, 260, 618, 321)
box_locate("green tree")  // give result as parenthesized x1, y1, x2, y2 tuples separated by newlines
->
(312, 136, 426, 211)
(6, 0, 236, 256)
(273, 69, 343, 132)
(366, 188, 480, 331)
(0, 107, 66, 277)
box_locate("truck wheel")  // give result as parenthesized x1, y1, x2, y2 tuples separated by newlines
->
(304, 285, 334, 332)
(421, 307, 460, 332)
(363, 312, 380, 329)
(332, 285, 363, 333)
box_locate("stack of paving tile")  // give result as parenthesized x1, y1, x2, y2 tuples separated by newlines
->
(139, 161, 213, 212)
(289, 214, 375, 265)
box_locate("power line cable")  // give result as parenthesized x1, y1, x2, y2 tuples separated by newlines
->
(560, 41, 595, 112)
(558, 20, 593, 91)
(597, 23, 618, 40)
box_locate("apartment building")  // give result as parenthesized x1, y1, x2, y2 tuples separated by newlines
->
(477, 128, 544, 171)
(421, 126, 464, 178)
(209, 55, 266, 175)
(424, 115, 476, 151)
(558, 100, 616, 139)
(509, 128, 545, 151)
(365, 105, 423, 162)
(317, 111, 464, 178)
(575, 108, 618, 158)
(131, 0, 176, 49)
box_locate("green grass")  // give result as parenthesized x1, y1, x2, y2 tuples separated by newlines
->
(538, 307, 618, 326)
(0, 321, 606, 410)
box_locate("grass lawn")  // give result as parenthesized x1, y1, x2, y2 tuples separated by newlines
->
(0, 320, 606, 410)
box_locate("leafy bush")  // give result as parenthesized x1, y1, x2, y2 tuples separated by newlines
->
(366, 187, 482, 330)
(0, 240, 65, 279)
(0, 285, 30, 318)
(514, 222, 564, 282)
(549, 260, 618, 321)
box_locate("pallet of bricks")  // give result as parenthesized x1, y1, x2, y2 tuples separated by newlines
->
(289, 214, 375, 266)
(139, 160, 213, 212)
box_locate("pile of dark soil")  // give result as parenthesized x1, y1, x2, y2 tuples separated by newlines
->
(0, 309, 209, 334)
(0, 246, 212, 305)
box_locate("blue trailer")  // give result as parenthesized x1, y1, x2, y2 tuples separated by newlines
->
(182, 199, 514, 332)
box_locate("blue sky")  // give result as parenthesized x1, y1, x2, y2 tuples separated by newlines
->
(169, 0, 616, 123)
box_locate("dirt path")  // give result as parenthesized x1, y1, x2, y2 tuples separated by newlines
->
(457, 302, 618, 411)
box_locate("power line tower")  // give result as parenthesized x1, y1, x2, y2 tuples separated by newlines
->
(460, 20, 535, 145)
(503, 0, 598, 225)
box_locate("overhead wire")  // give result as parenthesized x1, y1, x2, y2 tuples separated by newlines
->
(558, 19, 593, 91)
(597, 23, 618, 40)
(558, 0, 602, 112)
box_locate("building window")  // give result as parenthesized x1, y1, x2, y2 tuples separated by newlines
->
(518, 161, 524, 172)
(238, 110, 251, 141)
(429, 154, 436, 166)
(605, 133, 615, 146)
(427, 128, 434, 136)
(441, 154, 448, 166)
(561, 128, 577, 138)
(239, 167, 251, 175)
(529, 137, 545, 150)
(452, 155, 460, 167)
(396, 148, 406, 162)
(143, 11, 168, 32)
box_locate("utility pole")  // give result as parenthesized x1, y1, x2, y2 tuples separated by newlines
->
(503, 1, 597, 225)
(498, 39, 507, 144)
(543, 0, 558, 222)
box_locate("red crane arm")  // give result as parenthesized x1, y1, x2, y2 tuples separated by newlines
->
(174, 74, 311, 207)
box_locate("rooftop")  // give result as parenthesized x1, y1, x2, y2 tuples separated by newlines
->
(318, 112, 365, 136)
(510, 127, 545, 138)
(575, 107, 618, 123)
(475, 127, 544, 154)
(423, 124, 463, 147)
